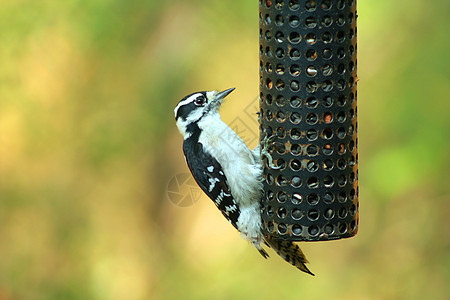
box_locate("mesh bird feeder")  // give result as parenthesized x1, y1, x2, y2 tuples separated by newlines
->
(259, 0, 358, 241)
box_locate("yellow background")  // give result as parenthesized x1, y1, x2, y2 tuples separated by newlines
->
(0, 0, 448, 299)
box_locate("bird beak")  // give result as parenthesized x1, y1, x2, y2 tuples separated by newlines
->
(215, 87, 235, 101)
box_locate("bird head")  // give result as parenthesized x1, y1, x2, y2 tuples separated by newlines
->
(174, 88, 235, 137)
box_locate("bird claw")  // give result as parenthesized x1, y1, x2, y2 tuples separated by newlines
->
(261, 133, 281, 170)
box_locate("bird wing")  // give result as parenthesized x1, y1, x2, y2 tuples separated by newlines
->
(183, 140, 241, 229)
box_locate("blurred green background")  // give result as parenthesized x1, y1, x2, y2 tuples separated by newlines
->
(0, 0, 449, 299)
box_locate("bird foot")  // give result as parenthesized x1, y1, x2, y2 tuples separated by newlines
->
(260, 133, 281, 170)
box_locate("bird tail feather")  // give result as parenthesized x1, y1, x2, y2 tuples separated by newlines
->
(263, 237, 315, 276)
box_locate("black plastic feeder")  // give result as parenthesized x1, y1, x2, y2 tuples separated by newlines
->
(259, 0, 359, 241)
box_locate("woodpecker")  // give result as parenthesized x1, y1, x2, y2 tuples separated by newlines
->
(174, 88, 314, 275)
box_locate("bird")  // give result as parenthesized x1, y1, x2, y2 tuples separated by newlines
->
(174, 88, 314, 275)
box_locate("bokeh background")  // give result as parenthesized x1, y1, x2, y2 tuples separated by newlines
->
(1, 0, 449, 299)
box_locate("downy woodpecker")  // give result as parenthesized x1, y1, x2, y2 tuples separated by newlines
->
(174, 88, 314, 275)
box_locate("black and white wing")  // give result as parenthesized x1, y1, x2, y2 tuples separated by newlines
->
(183, 140, 241, 229)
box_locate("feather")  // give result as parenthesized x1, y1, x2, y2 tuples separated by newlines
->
(265, 237, 315, 276)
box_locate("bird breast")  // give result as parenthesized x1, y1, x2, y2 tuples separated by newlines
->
(198, 114, 263, 207)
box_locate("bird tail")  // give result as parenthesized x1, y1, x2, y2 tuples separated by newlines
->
(264, 237, 315, 276)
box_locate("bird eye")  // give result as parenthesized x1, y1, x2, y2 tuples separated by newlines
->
(194, 96, 206, 106)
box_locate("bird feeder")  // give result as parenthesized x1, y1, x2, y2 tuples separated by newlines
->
(259, 0, 358, 241)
